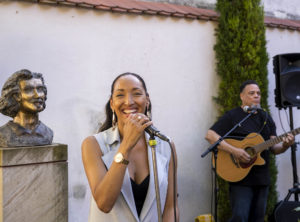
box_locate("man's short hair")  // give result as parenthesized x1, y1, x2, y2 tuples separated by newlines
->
(0, 69, 47, 117)
(239, 80, 259, 93)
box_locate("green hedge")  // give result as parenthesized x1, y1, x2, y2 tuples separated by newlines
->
(213, 0, 278, 221)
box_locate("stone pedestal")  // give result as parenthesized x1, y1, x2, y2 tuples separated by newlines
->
(0, 144, 68, 222)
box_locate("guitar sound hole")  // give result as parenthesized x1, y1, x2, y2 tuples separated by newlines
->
(239, 147, 257, 168)
(245, 147, 256, 157)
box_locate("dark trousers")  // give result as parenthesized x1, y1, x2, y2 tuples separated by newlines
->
(228, 184, 269, 222)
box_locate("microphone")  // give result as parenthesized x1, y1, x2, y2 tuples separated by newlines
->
(243, 104, 261, 112)
(145, 125, 170, 142)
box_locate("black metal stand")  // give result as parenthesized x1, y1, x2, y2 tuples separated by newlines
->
(201, 109, 257, 221)
(284, 107, 300, 201)
(212, 144, 219, 222)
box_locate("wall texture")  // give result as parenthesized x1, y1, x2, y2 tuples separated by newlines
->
(0, 1, 299, 221)
(0, 2, 218, 221)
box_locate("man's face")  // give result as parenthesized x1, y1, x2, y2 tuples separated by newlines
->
(240, 84, 261, 107)
(18, 78, 46, 114)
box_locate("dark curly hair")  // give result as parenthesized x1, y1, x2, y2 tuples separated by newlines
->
(0, 69, 47, 117)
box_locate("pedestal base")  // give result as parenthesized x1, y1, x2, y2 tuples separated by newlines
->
(0, 144, 68, 222)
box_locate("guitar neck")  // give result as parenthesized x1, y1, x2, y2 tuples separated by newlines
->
(255, 127, 300, 153)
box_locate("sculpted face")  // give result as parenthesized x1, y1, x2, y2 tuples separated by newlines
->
(240, 84, 261, 107)
(18, 78, 46, 114)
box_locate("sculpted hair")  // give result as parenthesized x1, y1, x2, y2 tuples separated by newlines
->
(99, 72, 152, 132)
(239, 80, 259, 93)
(0, 69, 47, 117)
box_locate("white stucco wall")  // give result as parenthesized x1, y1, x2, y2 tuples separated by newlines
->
(0, 2, 219, 221)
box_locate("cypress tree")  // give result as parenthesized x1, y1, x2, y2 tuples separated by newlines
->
(213, 0, 277, 221)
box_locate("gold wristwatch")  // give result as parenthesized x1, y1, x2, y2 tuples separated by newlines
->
(114, 152, 129, 165)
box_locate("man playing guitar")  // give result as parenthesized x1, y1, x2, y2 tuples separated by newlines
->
(205, 80, 295, 222)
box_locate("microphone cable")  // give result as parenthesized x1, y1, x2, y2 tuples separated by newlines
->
(278, 108, 289, 134)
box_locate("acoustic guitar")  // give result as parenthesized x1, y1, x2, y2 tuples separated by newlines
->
(212, 127, 300, 182)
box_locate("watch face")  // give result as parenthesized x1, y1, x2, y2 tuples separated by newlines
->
(114, 153, 123, 163)
(114, 152, 129, 165)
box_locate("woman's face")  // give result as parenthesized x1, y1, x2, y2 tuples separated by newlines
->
(110, 75, 149, 126)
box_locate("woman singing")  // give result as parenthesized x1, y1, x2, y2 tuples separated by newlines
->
(82, 73, 179, 222)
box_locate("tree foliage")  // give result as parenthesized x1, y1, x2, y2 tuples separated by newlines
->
(213, 0, 278, 221)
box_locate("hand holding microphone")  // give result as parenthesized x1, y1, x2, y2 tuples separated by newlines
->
(134, 113, 170, 142)
(126, 113, 170, 143)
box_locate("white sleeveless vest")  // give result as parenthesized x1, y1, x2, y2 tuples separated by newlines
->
(88, 127, 171, 222)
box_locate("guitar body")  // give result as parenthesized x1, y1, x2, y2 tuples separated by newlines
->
(213, 133, 266, 182)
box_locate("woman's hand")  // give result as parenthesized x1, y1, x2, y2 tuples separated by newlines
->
(121, 113, 152, 152)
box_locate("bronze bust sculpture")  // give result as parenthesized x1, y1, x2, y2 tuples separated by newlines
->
(0, 69, 53, 147)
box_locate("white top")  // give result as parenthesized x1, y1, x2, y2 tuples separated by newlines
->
(88, 127, 171, 222)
